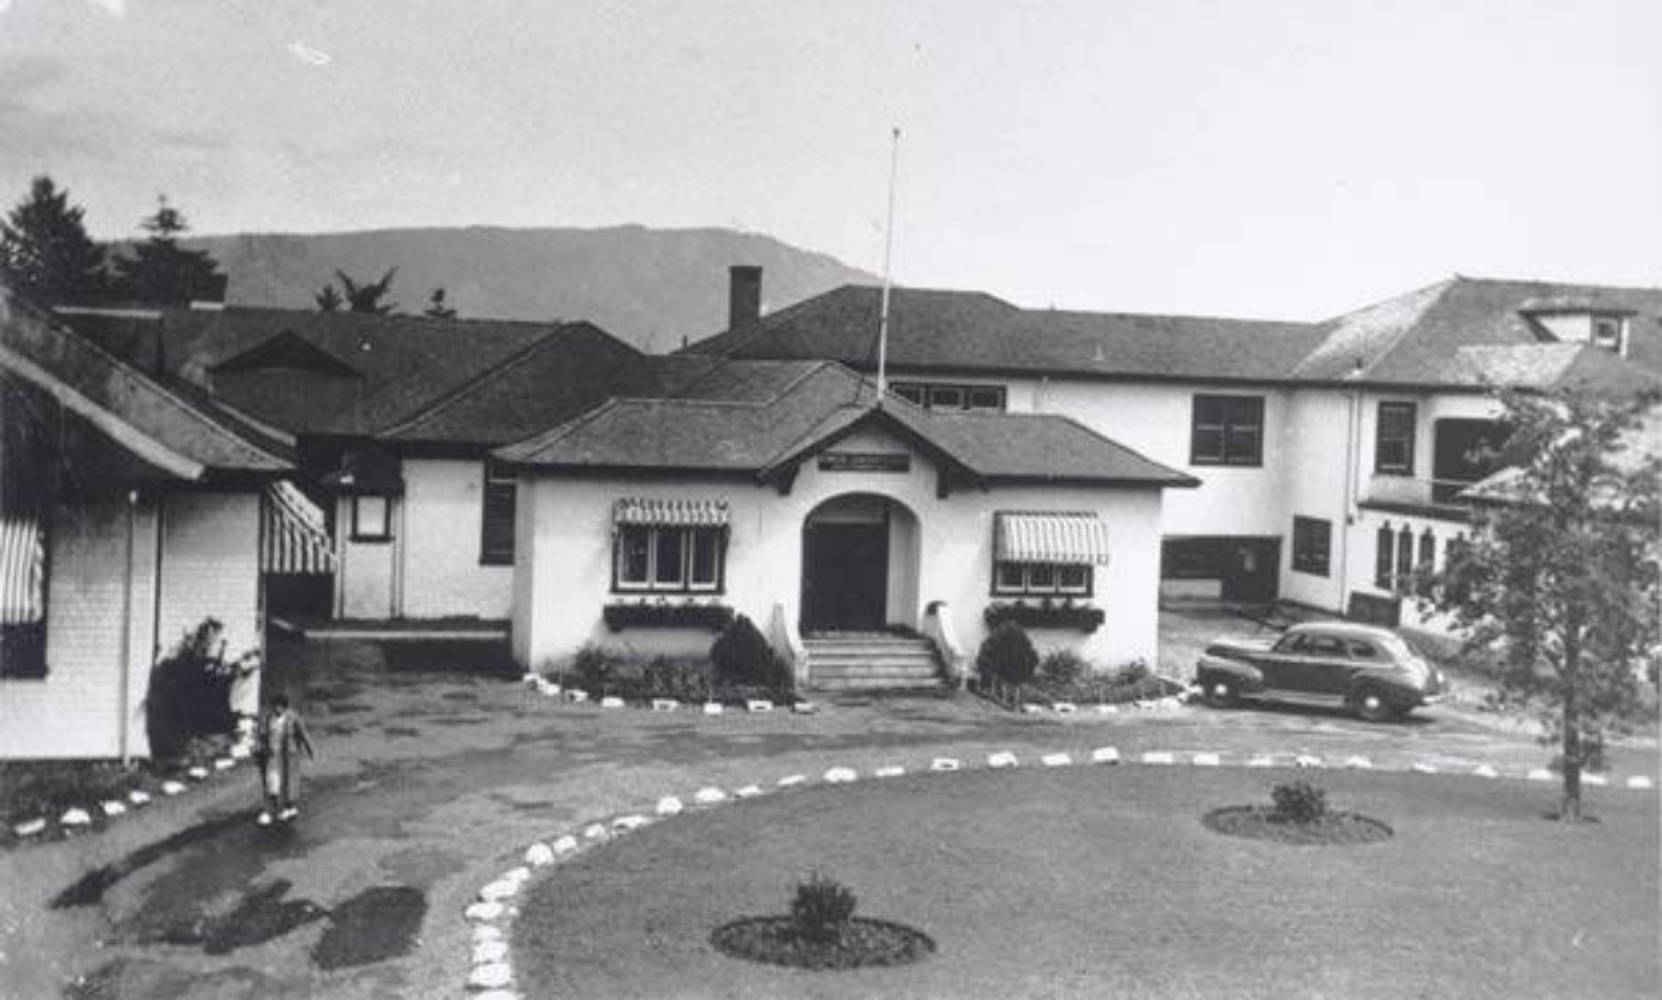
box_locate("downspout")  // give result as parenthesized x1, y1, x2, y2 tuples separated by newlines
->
(117, 491, 137, 764)
(1336, 388, 1361, 615)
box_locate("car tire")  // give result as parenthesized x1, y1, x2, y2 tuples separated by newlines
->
(1352, 686, 1396, 723)
(1203, 676, 1240, 709)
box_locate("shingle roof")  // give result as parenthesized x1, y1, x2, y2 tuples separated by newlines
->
(496, 359, 1196, 488)
(61, 306, 605, 437)
(690, 277, 1662, 393)
(689, 285, 1323, 383)
(2, 281, 292, 479)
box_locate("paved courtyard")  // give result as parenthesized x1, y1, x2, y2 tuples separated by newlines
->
(1, 613, 1655, 999)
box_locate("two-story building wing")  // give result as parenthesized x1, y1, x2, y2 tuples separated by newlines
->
(690, 271, 1662, 635)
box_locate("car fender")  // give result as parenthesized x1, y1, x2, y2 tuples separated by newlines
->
(1345, 668, 1417, 705)
(1195, 654, 1265, 691)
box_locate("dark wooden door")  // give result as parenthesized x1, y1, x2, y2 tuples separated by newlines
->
(1221, 539, 1280, 603)
(802, 521, 889, 632)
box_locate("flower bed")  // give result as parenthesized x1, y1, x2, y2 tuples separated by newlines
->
(1202, 806, 1394, 845)
(709, 916, 935, 971)
(601, 602, 736, 632)
(983, 601, 1105, 633)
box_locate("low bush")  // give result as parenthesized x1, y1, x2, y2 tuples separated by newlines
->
(791, 873, 858, 944)
(1037, 649, 1089, 688)
(1270, 781, 1328, 825)
(642, 656, 711, 703)
(570, 644, 619, 691)
(1113, 658, 1152, 686)
(976, 622, 1038, 686)
(711, 615, 791, 695)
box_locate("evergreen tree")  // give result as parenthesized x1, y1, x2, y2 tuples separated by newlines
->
(314, 284, 343, 312)
(0, 176, 108, 304)
(423, 287, 457, 319)
(110, 195, 225, 305)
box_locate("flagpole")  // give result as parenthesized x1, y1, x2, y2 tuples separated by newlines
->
(876, 126, 900, 404)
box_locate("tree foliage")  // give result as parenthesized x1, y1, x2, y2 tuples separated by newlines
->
(424, 287, 457, 318)
(0, 176, 108, 304)
(1429, 389, 1660, 820)
(322, 267, 399, 314)
(314, 283, 343, 312)
(110, 195, 226, 305)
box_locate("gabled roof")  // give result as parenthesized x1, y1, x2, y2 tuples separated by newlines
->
(495, 358, 1196, 489)
(60, 306, 620, 437)
(1, 281, 292, 481)
(689, 277, 1662, 394)
(688, 284, 1323, 383)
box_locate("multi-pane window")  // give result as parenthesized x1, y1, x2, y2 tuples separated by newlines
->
(890, 381, 1007, 412)
(1190, 395, 1264, 466)
(1291, 516, 1331, 577)
(614, 526, 725, 593)
(351, 495, 392, 541)
(1415, 529, 1437, 597)
(1375, 402, 1417, 475)
(479, 462, 516, 565)
(993, 562, 1092, 597)
(1375, 524, 1395, 590)
(1395, 525, 1414, 593)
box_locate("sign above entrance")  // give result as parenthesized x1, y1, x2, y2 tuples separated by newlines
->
(818, 452, 911, 474)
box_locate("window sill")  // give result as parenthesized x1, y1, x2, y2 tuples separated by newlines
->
(1189, 459, 1264, 469)
(479, 555, 515, 567)
(1291, 566, 1331, 578)
(350, 535, 393, 545)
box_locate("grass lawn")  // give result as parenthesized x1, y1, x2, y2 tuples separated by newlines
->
(513, 767, 1659, 1000)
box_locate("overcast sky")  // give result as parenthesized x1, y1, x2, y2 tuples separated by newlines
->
(2, 0, 1658, 319)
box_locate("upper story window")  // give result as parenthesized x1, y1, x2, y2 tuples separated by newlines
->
(479, 462, 516, 566)
(1591, 315, 1625, 355)
(890, 380, 1006, 412)
(1190, 394, 1264, 467)
(1375, 401, 1417, 476)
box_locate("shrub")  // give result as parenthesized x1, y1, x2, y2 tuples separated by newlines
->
(144, 619, 235, 760)
(1113, 658, 1152, 686)
(976, 621, 1038, 686)
(1270, 781, 1328, 825)
(711, 615, 789, 693)
(570, 644, 618, 691)
(643, 656, 710, 702)
(1037, 649, 1089, 688)
(790, 873, 857, 944)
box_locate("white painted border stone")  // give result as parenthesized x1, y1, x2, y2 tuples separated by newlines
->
(930, 757, 961, 772)
(1192, 752, 1221, 767)
(824, 767, 858, 784)
(655, 796, 684, 816)
(988, 752, 1019, 769)
(694, 787, 728, 804)
(1141, 751, 1175, 765)
(874, 766, 905, 778)
(776, 774, 807, 787)
(1626, 776, 1653, 790)
(1090, 747, 1120, 765)
(1041, 753, 1072, 768)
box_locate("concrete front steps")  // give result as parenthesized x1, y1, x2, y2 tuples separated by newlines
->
(805, 634, 945, 691)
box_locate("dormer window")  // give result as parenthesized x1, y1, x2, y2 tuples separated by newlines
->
(1591, 315, 1625, 355)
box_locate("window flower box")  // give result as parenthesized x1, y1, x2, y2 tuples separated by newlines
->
(983, 601, 1105, 633)
(602, 601, 736, 633)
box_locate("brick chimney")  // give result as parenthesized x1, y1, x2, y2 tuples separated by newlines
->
(728, 265, 762, 331)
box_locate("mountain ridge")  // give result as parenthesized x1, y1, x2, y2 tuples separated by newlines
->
(153, 225, 878, 353)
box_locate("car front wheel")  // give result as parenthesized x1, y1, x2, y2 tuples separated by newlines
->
(1352, 686, 1397, 723)
(1203, 676, 1241, 709)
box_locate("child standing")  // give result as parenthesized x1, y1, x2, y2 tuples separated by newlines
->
(255, 694, 315, 826)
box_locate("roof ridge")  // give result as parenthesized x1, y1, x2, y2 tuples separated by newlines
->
(1451, 274, 1662, 296)
(501, 396, 623, 457)
(381, 322, 592, 435)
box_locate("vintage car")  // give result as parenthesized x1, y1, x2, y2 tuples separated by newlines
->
(1193, 621, 1446, 722)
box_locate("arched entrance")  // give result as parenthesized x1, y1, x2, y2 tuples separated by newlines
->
(800, 493, 920, 634)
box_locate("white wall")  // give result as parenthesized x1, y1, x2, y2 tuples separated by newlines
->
(334, 494, 398, 619)
(1279, 389, 1356, 611)
(1, 489, 263, 760)
(399, 459, 514, 620)
(1, 496, 158, 759)
(514, 423, 1166, 675)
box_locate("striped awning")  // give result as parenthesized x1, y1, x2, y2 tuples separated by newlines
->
(262, 481, 336, 575)
(995, 511, 1110, 566)
(0, 515, 46, 625)
(613, 497, 730, 528)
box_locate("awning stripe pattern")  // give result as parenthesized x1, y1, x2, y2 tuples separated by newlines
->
(263, 481, 337, 575)
(0, 515, 46, 625)
(995, 511, 1110, 566)
(613, 497, 730, 528)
